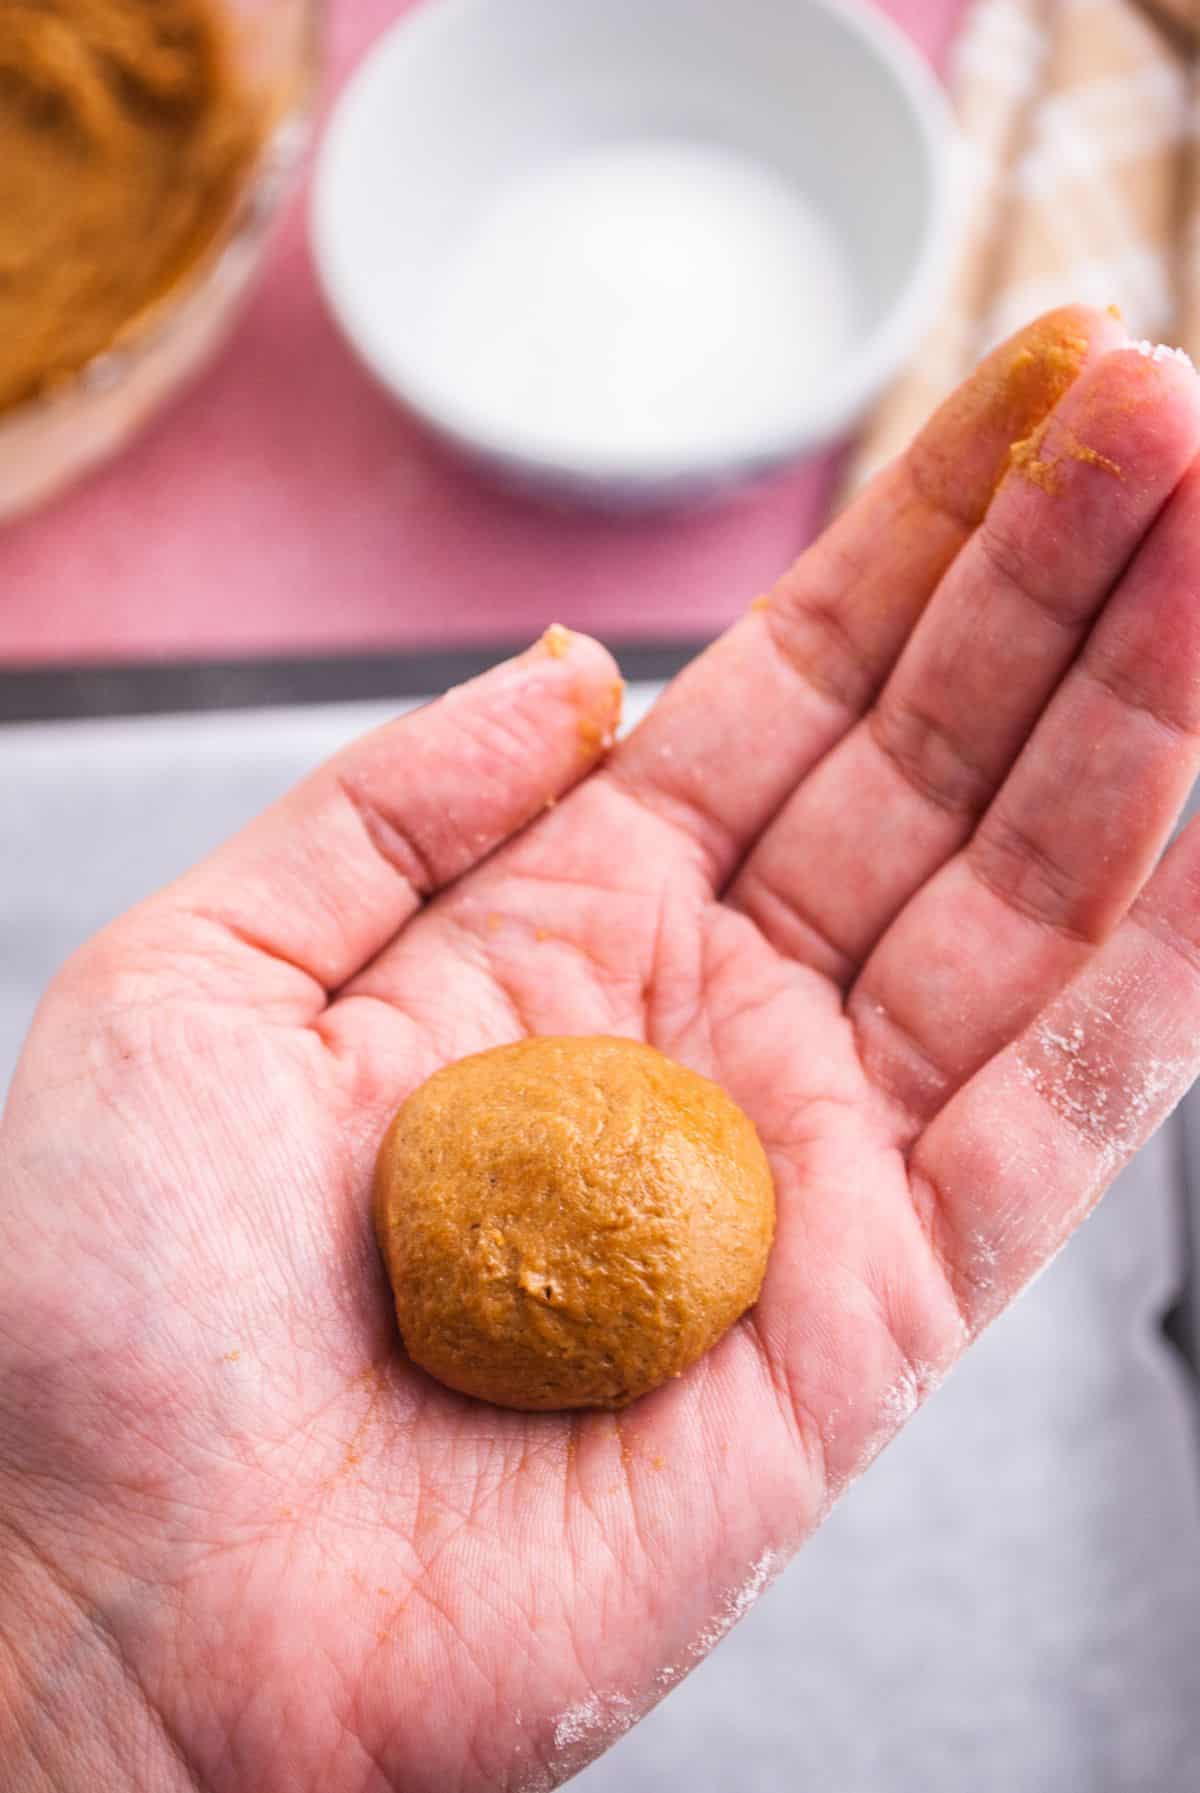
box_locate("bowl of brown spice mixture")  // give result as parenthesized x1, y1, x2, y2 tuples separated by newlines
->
(0, 0, 320, 522)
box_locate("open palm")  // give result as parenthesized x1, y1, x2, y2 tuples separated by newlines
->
(6, 307, 1200, 1793)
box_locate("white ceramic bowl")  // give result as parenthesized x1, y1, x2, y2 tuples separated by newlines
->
(312, 0, 957, 509)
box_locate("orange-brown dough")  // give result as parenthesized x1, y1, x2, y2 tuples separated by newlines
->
(0, 0, 259, 413)
(373, 1037, 775, 1412)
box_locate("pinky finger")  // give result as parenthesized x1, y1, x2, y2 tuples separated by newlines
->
(911, 811, 1200, 1331)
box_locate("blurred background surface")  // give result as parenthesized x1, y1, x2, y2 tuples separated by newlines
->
(0, 0, 964, 672)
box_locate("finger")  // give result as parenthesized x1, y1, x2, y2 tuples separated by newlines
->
(602, 305, 1125, 883)
(854, 451, 1200, 1136)
(327, 744, 707, 1074)
(910, 809, 1200, 1332)
(78, 629, 623, 1019)
(730, 344, 1200, 978)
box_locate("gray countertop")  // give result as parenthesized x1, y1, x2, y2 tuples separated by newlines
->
(4, 692, 1200, 1792)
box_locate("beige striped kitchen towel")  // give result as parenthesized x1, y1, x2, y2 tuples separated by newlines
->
(846, 0, 1200, 495)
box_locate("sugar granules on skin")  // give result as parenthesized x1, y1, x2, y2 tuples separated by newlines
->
(1130, 339, 1195, 369)
(1022, 1011, 1186, 1174)
(553, 1692, 632, 1753)
(651, 1547, 784, 1699)
(695, 1547, 782, 1653)
(506, 1696, 629, 1790)
(545, 1689, 636, 1781)
(829, 1361, 950, 1509)
(874, 1359, 944, 1433)
(544, 1547, 788, 1741)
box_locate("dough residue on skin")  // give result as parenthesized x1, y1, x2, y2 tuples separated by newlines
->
(540, 622, 572, 660)
(986, 326, 1091, 492)
(0, 0, 262, 413)
(577, 710, 619, 755)
(1001, 332, 1090, 420)
(927, 315, 1092, 522)
(1063, 437, 1122, 477)
(1008, 419, 1062, 493)
(1008, 417, 1123, 494)
(373, 1036, 775, 1412)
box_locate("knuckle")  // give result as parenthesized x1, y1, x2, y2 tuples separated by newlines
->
(869, 699, 990, 816)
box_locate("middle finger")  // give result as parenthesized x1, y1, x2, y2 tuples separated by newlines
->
(729, 344, 1200, 980)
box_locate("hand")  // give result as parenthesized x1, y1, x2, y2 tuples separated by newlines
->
(5, 306, 1200, 1793)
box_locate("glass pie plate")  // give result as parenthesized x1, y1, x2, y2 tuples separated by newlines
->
(0, 0, 321, 524)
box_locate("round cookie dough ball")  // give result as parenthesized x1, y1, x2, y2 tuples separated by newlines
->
(373, 1035, 775, 1411)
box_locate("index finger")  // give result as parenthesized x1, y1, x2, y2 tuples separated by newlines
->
(67, 630, 623, 1021)
(603, 305, 1128, 884)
